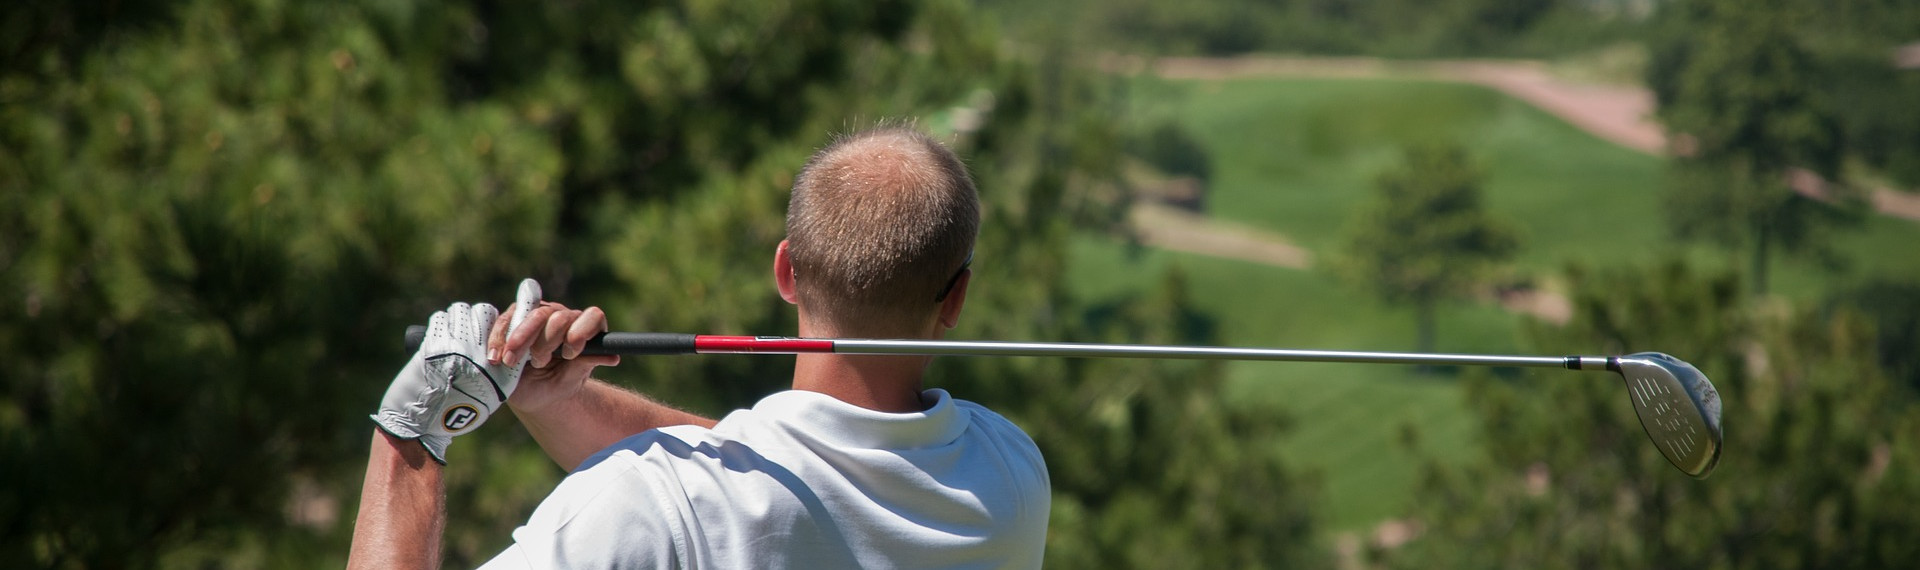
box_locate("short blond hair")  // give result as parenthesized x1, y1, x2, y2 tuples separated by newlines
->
(786, 127, 979, 336)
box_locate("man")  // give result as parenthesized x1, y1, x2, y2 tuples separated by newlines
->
(349, 127, 1052, 568)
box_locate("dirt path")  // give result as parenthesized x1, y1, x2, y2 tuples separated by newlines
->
(1128, 203, 1572, 323)
(1873, 187, 1920, 220)
(1129, 54, 1920, 222)
(1151, 55, 1666, 154)
(1129, 203, 1313, 268)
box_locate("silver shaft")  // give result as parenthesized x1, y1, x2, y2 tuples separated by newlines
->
(833, 339, 1605, 370)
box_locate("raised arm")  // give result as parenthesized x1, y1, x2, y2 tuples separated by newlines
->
(489, 301, 714, 471)
(348, 430, 444, 570)
(516, 379, 715, 470)
(353, 300, 527, 568)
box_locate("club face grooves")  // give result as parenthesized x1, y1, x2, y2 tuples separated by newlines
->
(1614, 353, 1724, 478)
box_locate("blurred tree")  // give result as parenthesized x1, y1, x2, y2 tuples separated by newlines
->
(1127, 120, 1213, 185)
(2, 1, 564, 565)
(1381, 260, 1920, 568)
(1826, 281, 1920, 396)
(1817, 40, 1920, 188)
(947, 266, 1326, 568)
(1667, 0, 1920, 187)
(1340, 144, 1519, 355)
(1647, 0, 1862, 295)
(2, 0, 176, 79)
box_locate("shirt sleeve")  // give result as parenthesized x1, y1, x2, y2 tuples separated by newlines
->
(475, 457, 685, 569)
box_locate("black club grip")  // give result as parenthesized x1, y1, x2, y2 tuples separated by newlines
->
(403, 326, 697, 356)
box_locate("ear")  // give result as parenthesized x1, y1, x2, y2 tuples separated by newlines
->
(775, 240, 799, 305)
(936, 270, 969, 329)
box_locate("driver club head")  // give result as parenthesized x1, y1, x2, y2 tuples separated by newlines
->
(1612, 352, 1723, 478)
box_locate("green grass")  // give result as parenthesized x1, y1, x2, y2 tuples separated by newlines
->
(1098, 77, 1680, 532)
(1134, 77, 1670, 271)
(1085, 76, 1920, 533)
(1068, 235, 1512, 531)
(1770, 215, 1920, 298)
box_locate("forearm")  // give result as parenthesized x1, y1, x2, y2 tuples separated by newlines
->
(349, 430, 445, 570)
(515, 379, 715, 471)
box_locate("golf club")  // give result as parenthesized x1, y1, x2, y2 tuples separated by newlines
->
(404, 327, 1723, 478)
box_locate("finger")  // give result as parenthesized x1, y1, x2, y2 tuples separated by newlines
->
(562, 306, 608, 360)
(531, 309, 578, 368)
(504, 304, 559, 364)
(424, 310, 451, 347)
(487, 304, 512, 364)
(468, 303, 499, 361)
(472, 302, 499, 337)
(447, 303, 475, 345)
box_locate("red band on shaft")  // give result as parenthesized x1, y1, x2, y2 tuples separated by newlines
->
(694, 336, 835, 354)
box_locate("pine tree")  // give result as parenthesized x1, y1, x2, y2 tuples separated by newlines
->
(1649, 0, 1860, 295)
(1342, 144, 1519, 355)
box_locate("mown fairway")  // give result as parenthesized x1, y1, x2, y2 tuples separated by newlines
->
(1074, 76, 1920, 532)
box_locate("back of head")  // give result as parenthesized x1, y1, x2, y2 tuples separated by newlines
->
(786, 127, 979, 338)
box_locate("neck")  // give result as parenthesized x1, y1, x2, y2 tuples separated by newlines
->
(791, 353, 932, 413)
(788, 318, 935, 413)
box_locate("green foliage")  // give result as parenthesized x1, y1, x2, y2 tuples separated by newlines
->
(1383, 260, 1920, 568)
(1648, 0, 1869, 294)
(1648, 0, 1920, 185)
(1, 0, 1321, 567)
(1126, 120, 1213, 183)
(1651, 0, 1844, 170)
(1341, 144, 1519, 352)
(953, 268, 1326, 568)
(3, 2, 561, 565)
(1826, 281, 1920, 396)
(1821, 52, 1920, 188)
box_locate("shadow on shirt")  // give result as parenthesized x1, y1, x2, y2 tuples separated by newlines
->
(575, 430, 859, 563)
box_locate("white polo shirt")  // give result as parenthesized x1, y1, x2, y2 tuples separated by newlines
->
(480, 389, 1050, 569)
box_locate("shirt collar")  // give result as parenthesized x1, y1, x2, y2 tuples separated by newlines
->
(754, 389, 970, 450)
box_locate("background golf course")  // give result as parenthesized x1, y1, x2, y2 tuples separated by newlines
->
(1070, 76, 1920, 532)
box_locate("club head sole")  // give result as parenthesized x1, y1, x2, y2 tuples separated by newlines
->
(1612, 352, 1723, 478)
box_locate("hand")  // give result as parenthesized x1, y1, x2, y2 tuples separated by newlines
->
(488, 300, 619, 415)
(371, 302, 523, 464)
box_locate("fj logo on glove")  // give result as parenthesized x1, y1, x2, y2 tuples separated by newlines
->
(443, 405, 479, 432)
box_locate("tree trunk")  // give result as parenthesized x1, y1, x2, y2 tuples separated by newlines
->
(1416, 297, 1437, 355)
(1751, 220, 1771, 296)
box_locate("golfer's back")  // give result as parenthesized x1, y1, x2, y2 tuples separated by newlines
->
(484, 389, 1050, 569)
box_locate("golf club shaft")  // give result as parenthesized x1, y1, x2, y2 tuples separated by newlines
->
(403, 326, 1613, 370)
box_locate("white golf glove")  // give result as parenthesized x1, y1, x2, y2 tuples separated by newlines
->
(372, 281, 540, 463)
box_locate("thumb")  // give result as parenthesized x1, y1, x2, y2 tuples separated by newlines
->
(568, 355, 621, 369)
(589, 355, 621, 367)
